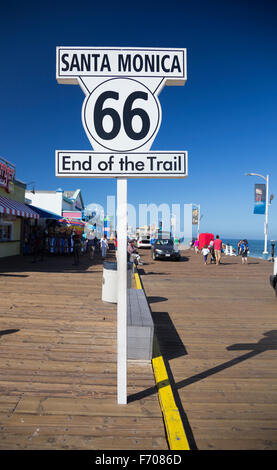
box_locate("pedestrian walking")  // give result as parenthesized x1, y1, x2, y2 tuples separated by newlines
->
(72, 231, 81, 265)
(241, 239, 249, 264)
(94, 236, 99, 252)
(214, 235, 223, 265)
(237, 240, 242, 255)
(190, 237, 195, 250)
(202, 244, 210, 265)
(209, 239, 216, 264)
(31, 228, 40, 263)
(101, 234, 109, 258)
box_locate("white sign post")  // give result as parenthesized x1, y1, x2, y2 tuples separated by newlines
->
(116, 177, 127, 404)
(56, 46, 188, 404)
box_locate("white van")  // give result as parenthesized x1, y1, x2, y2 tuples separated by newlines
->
(137, 235, 151, 248)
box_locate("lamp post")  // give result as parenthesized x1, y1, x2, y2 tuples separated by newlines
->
(26, 181, 36, 194)
(246, 172, 269, 259)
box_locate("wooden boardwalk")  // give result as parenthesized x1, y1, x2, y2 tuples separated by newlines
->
(139, 248, 277, 450)
(1, 246, 277, 450)
(0, 251, 167, 450)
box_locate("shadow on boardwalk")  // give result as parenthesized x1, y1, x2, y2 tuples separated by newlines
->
(174, 330, 277, 390)
(130, 285, 277, 450)
(0, 251, 110, 274)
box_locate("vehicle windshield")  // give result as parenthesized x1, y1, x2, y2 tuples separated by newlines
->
(155, 239, 173, 246)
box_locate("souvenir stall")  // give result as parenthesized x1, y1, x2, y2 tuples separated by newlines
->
(47, 218, 85, 255)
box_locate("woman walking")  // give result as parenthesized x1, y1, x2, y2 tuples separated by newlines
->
(241, 239, 249, 264)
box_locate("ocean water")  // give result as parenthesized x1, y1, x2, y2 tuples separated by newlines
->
(222, 238, 275, 259)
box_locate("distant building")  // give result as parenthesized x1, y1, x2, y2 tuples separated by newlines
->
(25, 188, 85, 221)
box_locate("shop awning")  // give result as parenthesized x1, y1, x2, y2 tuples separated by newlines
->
(28, 205, 61, 220)
(0, 195, 39, 219)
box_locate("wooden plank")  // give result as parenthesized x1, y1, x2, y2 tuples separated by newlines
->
(6, 413, 165, 428)
(0, 253, 168, 450)
(0, 434, 168, 450)
(14, 396, 162, 417)
(3, 246, 277, 450)
(140, 248, 277, 450)
(194, 439, 277, 451)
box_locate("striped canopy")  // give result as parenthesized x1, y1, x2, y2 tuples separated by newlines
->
(0, 195, 39, 219)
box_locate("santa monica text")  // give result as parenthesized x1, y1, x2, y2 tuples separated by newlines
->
(57, 48, 185, 79)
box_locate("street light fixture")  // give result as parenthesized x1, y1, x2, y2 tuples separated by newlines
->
(26, 181, 36, 194)
(245, 172, 269, 259)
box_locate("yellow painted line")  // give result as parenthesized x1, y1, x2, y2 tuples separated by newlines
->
(134, 272, 142, 289)
(152, 337, 190, 450)
(134, 269, 190, 450)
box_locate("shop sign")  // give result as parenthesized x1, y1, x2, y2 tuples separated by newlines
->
(0, 157, 15, 193)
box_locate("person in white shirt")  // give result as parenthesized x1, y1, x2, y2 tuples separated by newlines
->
(100, 234, 109, 258)
(208, 239, 216, 264)
(202, 244, 210, 265)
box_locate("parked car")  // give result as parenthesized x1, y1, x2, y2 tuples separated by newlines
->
(137, 236, 151, 248)
(151, 238, 181, 261)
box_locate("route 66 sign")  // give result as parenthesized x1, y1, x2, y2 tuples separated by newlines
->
(55, 46, 188, 407)
(83, 77, 161, 152)
(56, 47, 187, 176)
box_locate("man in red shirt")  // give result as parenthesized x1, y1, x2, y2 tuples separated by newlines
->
(214, 235, 222, 265)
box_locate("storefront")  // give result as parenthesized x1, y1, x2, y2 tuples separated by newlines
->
(0, 158, 39, 258)
(25, 188, 85, 221)
(25, 187, 87, 254)
(43, 218, 86, 254)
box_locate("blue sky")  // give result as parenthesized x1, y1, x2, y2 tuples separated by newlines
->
(1, 0, 277, 239)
